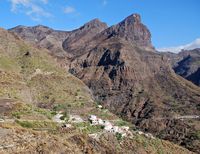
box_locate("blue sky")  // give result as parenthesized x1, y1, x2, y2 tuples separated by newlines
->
(0, 0, 199, 49)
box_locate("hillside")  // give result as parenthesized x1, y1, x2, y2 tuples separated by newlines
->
(0, 28, 195, 154)
(9, 14, 200, 153)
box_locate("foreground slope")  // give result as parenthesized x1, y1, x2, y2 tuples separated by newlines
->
(10, 14, 200, 152)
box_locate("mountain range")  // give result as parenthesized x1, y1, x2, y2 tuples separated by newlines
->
(0, 13, 199, 153)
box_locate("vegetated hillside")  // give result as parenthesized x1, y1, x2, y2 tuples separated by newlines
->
(164, 49, 200, 86)
(0, 28, 194, 154)
(10, 14, 200, 153)
(0, 28, 94, 109)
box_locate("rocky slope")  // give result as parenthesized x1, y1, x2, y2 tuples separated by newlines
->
(10, 14, 200, 153)
(163, 49, 200, 86)
(0, 28, 194, 154)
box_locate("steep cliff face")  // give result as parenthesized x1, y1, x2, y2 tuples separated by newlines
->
(9, 14, 200, 152)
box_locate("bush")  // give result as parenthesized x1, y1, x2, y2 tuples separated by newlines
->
(115, 119, 129, 126)
(116, 132, 123, 141)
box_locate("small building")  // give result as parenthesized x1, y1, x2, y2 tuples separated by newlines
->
(97, 105, 103, 109)
(104, 124, 114, 132)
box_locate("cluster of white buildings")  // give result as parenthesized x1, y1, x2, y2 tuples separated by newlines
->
(53, 112, 155, 140)
(89, 115, 130, 137)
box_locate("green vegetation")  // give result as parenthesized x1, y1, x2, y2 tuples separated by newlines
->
(193, 130, 200, 140)
(16, 120, 58, 129)
(74, 122, 104, 134)
(0, 30, 93, 111)
(60, 111, 69, 121)
(116, 132, 123, 141)
(115, 119, 130, 126)
(133, 134, 165, 154)
(0, 56, 20, 72)
(12, 104, 55, 119)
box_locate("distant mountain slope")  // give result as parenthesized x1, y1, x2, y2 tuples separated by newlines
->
(9, 14, 200, 153)
(163, 48, 200, 86)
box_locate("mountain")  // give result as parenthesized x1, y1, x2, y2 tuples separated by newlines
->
(158, 38, 200, 53)
(0, 28, 194, 154)
(163, 48, 200, 86)
(62, 19, 108, 57)
(10, 14, 200, 153)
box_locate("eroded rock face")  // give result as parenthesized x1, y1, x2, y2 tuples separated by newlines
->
(9, 14, 200, 152)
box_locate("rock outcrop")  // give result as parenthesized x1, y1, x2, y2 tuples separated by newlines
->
(101, 14, 154, 50)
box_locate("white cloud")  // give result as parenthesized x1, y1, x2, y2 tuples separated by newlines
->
(157, 38, 200, 53)
(10, 0, 30, 12)
(10, 0, 51, 21)
(64, 6, 76, 14)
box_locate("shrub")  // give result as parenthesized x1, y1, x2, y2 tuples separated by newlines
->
(116, 132, 123, 141)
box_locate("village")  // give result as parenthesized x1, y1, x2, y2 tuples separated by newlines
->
(52, 105, 156, 140)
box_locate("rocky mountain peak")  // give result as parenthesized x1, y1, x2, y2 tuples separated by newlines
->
(122, 13, 141, 24)
(79, 18, 108, 31)
(33, 25, 52, 31)
(101, 13, 154, 50)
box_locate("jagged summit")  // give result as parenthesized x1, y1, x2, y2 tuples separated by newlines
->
(100, 13, 154, 50)
(82, 18, 108, 28)
(122, 13, 142, 24)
